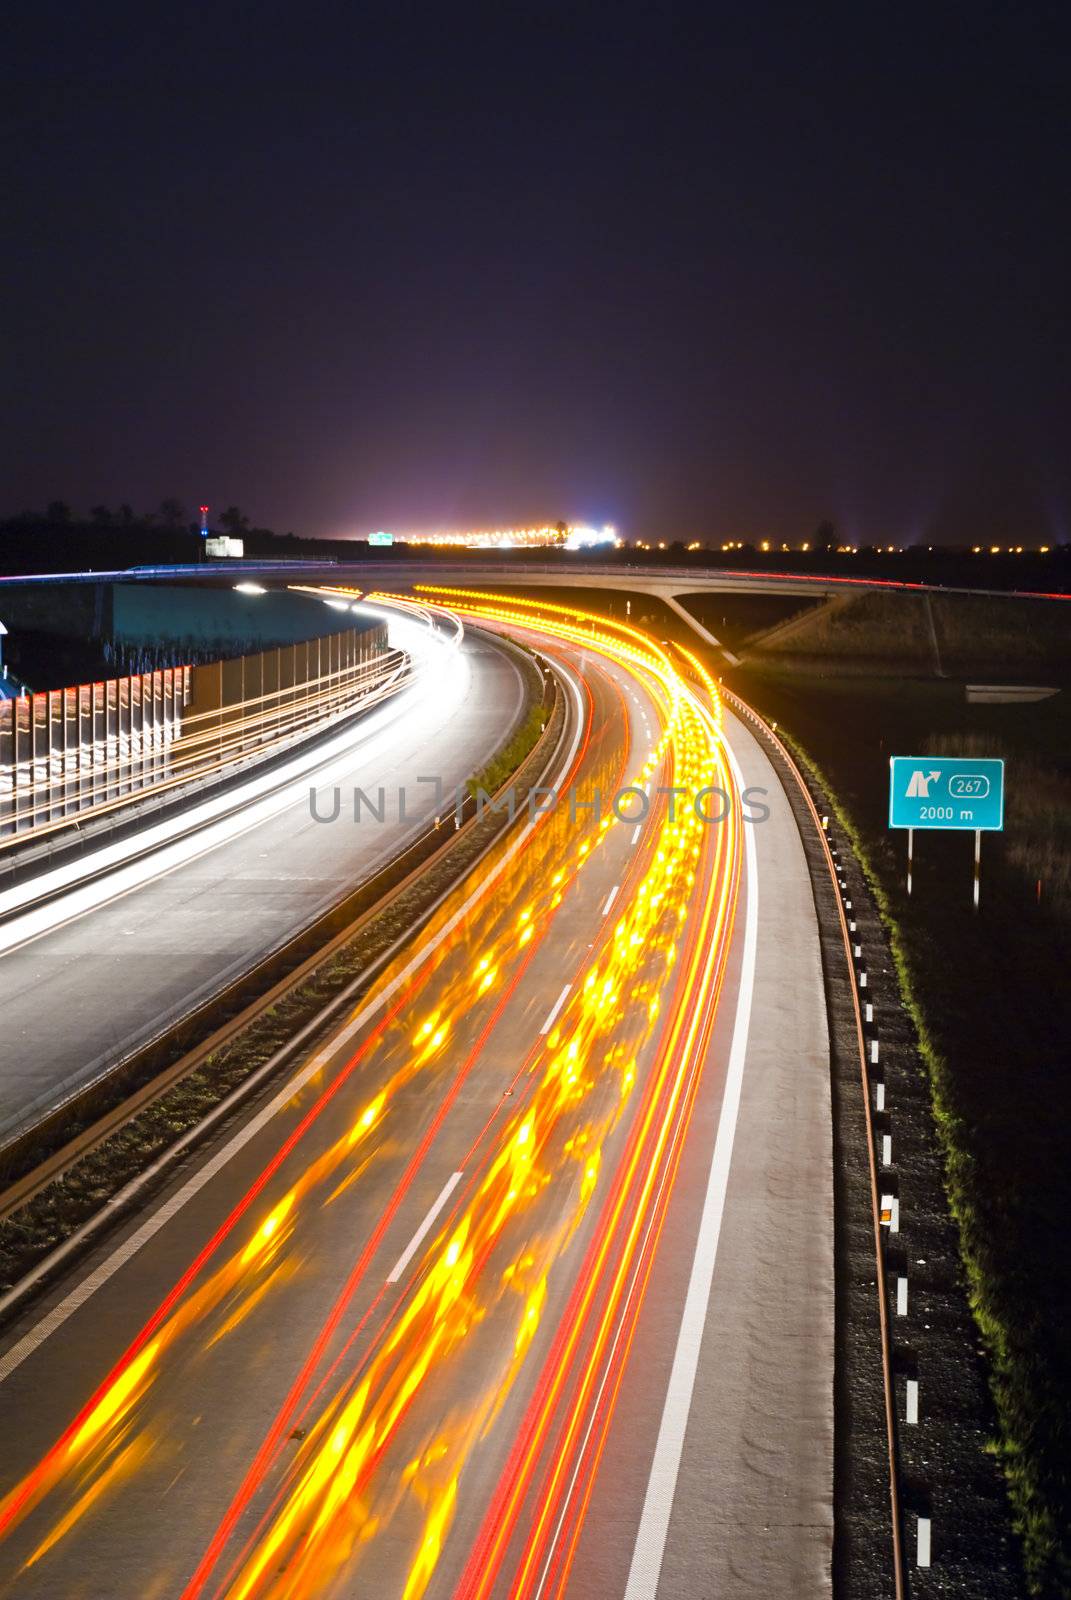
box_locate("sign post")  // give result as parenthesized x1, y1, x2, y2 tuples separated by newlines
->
(888, 756, 1004, 907)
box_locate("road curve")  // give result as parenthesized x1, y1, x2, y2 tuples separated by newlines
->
(0, 597, 833, 1600)
(0, 613, 526, 1146)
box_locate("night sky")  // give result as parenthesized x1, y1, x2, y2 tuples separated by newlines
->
(5, 1, 1069, 545)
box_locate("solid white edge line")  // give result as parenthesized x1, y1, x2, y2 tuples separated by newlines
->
(386, 1171, 463, 1283)
(0, 649, 588, 1384)
(622, 738, 759, 1600)
(540, 983, 572, 1035)
(602, 885, 619, 917)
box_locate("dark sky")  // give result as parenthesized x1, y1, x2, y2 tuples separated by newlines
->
(4, 1, 1069, 544)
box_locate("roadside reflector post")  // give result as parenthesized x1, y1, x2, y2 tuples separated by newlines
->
(870, 1038, 879, 1065)
(880, 1193, 899, 1233)
(875, 1081, 885, 1111)
(897, 1277, 909, 1317)
(865, 1002, 873, 1023)
(906, 1375, 918, 1420)
(917, 1515, 932, 1567)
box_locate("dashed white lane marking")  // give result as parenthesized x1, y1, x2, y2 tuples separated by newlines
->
(602, 885, 620, 917)
(540, 984, 572, 1035)
(623, 741, 759, 1600)
(0, 653, 590, 1383)
(631, 824, 643, 847)
(386, 1171, 463, 1283)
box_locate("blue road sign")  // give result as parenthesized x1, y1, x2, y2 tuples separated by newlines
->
(889, 756, 1004, 831)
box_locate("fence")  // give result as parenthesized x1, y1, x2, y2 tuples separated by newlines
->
(0, 621, 392, 844)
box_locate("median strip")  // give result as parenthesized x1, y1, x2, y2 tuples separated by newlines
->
(0, 635, 569, 1314)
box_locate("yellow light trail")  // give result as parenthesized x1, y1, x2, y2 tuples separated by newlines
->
(0, 589, 739, 1600)
(207, 591, 740, 1600)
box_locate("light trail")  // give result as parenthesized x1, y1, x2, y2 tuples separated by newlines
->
(189, 594, 741, 1600)
(0, 606, 412, 845)
(0, 608, 464, 956)
(0, 589, 744, 1600)
(0, 602, 601, 1570)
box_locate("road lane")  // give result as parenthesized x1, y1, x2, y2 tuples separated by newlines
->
(0, 599, 834, 1600)
(0, 629, 657, 1597)
(0, 623, 524, 1146)
(568, 707, 833, 1600)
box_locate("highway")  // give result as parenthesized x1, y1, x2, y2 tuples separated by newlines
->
(0, 596, 833, 1599)
(0, 607, 525, 1147)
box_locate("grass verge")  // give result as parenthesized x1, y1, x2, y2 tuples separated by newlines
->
(468, 701, 547, 797)
(752, 694, 1069, 1593)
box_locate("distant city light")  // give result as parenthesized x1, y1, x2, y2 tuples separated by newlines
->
(384, 523, 620, 551)
(564, 525, 615, 549)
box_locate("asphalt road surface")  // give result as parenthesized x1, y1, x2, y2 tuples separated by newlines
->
(0, 618, 526, 1145)
(0, 604, 833, 1600)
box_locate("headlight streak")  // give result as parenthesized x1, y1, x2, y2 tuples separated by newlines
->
(451, 689, 738, 1600)
(507, 792, 738, 1600)
(0, 597, 626, 1581)
(0, 590, 740, 1600)
(1, 601, 419, 848)
(196, 595, 740, 1600)
(180, 642, 650, 1599)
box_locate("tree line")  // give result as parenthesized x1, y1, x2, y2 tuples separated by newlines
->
(12, 501, 261, 536)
